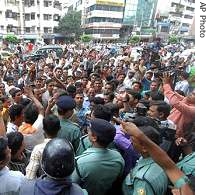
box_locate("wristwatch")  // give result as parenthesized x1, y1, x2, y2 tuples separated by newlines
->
(174, 175, 190, 189)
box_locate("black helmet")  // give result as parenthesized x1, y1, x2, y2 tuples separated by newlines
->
(41, 138, 75, 179)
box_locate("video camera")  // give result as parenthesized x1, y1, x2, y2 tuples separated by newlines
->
(121, 104, 148, 122)
(152, 64, 184, 78)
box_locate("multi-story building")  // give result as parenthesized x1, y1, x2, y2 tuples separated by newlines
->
(121, 0, 158, 40)
(0, 0, 63, 43)
(155, 0, 195, 38)
(73, 0, 124, 41)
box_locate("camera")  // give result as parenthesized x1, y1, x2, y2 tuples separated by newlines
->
(121, 112, 137, 122)
(134, 106, 148, 117)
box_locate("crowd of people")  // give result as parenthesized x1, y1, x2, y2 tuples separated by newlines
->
(0, 39, 195, 195)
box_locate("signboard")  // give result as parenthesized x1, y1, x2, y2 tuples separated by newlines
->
(96, 0, 124, 7)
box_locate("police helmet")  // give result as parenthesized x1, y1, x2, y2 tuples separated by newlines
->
(41, 138, 75, 179)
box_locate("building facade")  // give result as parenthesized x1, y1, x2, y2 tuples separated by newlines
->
(0, 0, 63, 43)
(155, 0, 195, 38)
(74, 0, 124, 41)
(121, 0, 158, 40)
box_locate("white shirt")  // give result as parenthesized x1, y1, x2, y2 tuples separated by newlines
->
(42, 90, 52, 108)
(175, 80, 189, 95)
(26, 138, 51, 179)
(0, 167, 25, 194)
(123, 77, 136, 89)
(7, 122, 18, 134)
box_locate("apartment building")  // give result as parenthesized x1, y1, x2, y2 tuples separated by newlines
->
(0, 0, 63, 42)
(155, 0, 195, 37)
(74, 0, 124, 41)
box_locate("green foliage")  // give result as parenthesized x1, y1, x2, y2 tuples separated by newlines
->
(129, 35, 140, 44)
(56, 11, 83, 40)
(4, 34, 19, 43)
(168, 35, 180, 44)
(80, 34, 92, 43)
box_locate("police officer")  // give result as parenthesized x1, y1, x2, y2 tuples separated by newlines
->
(122, 125, 168, 195)
(56, 95, 82, 152)
(175, 130, 195, 192)
(20, 138, 87, 195)
(71, 118, 125, 195)
(76, 104, 115, 156)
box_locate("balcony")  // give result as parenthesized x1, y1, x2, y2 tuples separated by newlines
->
(183, 9, 195, 16)
(169, 6, 184, 14)
(38, 7, 62, 15)
(5, 18, 19, 26)
(6, 4, 19, 13)
(25, 20, 38, 27)
(86, 22, 122, 28)
(24, 6, 38, 13)
(41, 20, 59, 27)
(181, 17, 194, 24)
(87, 10, 123, 19)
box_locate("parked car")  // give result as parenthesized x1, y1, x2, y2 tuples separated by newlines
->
(23, 44, 63, 61)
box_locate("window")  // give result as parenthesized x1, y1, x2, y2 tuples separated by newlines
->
(31, 13, 35, 20)
(48, 27, 52, 33)
(88, 4, 123, 12)
(24, 0, 34, 6)
(160, 26, 169, 33)
(12, 12, 17, 20)
(87, 17, 122, 23)
(44, 1, 51, 7)
(43, 14, 52, 20)
(7, 0, 16, 4)
(53, 14, 60, 21)
(54, 1, 61, 10)
(25, 13, 30, 21)
(25, 27, 30, 33)
(12, 27, 18, 34)
(76, 0, 82, 7)
(186, 6, 195, 12)
(184, 15, 193, 19)
(30, 0, 35, 6)
(86, 28, 120, 34)
(7, 25, 13, 32)
(44, 14, 47, 20)
(44, 27, 49, 33)
(31, 26, 36, 33)
(182, 23, 190, 27)
(5, 10, 13, 18)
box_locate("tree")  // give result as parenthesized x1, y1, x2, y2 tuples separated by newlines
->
(129, 35, 140, 44)
(80, 34, 92, 43)
(4, 34, 19, 44)
(168, 35, 180, 44)
(56, 11, 83, 41)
